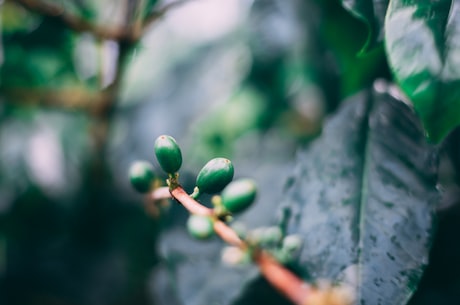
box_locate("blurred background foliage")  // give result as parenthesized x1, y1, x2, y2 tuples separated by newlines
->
(1, 0, 459, 305)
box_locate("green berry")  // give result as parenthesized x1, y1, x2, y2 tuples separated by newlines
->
(282, 234, 303, 253)
(249, 226, 282, 246)
(221, 179, 257, 213)
(276, 235, 303, 264)
(154, 135, 182, 174)
(196, 158, 234, 194)
(187, 214, 214, 239)
(221, 246, 250, 266)
(129, 161, 155, 193)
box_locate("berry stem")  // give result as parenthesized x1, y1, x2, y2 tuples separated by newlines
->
(170, 187, 213, 216)
(151, 186, 171, 201)
(163, 186, 352, 305)
(213, 220, 245, 248)
(10, 0, 194, 42)
(255, 250, 313, 305)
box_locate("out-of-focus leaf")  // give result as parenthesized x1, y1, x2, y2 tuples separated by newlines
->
(0, 106, 91, 202)
(186, 86, 266, 162)
(385, 0, 460, 142)
(341, 0, 389, 51)
(1, 2, 41, 33)
(143, 0, 159, 18)
(1, 17, 81, 89)
(320, 0, 389, 98)
(281, 81, 438, 304)
(72, 0, 158, 28)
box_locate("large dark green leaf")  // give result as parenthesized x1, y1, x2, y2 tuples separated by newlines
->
(341, 0, 389, 51)
(281, 81, 438, 304)
(385, 0, 460, 143)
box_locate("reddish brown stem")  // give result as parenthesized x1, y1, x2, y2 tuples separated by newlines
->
(166, 186, 347, 305)
(213, 220, 245, 248)
(151, 186, 171, 201)
(155, 186, 352, 305)
(255, 251, 313, 305)
(170, 187, 213, 216)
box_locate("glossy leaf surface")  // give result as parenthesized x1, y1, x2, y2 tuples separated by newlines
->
(385, 0, 460, 142)
(281, 82, 438, 305)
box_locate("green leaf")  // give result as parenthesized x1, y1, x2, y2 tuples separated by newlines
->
(281, 82, 438, 304)
(1, 17, 81, 89)
(385, 0, 460, 142)
(341, 0, 389, 52)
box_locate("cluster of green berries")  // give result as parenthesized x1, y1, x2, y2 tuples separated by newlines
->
(221, 223, 303, 266)
(129, 135, 258, 238)
(129, 135, 303, 267)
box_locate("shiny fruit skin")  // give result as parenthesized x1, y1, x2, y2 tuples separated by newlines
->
(196, 158, 234, 194)
(154, 135, 182, 174)
(221, 179, 257, 213)
(187, 214, 214, 239)
(129, 161, 155, 193)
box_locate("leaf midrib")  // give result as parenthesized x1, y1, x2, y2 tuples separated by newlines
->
(356, 93, 373, 303)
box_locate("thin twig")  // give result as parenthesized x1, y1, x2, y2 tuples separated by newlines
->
(151, 186, 171, 201)
(213, 220, 245, 248)
(170, 187, 214, 216)
(164, 186, 352, 305)
(10, 0, 196, 42)
(9, 0, 137, 41)
(255, 251, 313, 305)
(3, 87, 108, 111)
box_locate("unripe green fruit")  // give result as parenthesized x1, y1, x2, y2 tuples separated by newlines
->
(276, 235, 303, 264)
(187, 214, 214, 239)
(282, 234, 303, 253)
(154, 135, 182, 174)
(196, 158, 234, 194)
(249, 226, 282, 246)
(129, 161, 155, 193)
(221, 179, 257, 213)
(221, 246, 249, 266)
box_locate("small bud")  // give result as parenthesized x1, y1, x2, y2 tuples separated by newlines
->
(187, 214, 214, 240)
(129, 161, 155, 193)
(154, 135, 182, 174)
(282, 234, 303, 253)
(221, 179, 257, 213)
(221, 246, 249, 266)
(275, 235, 303, 263)
(248, 226, 283, 247)
(196, 158, 234, 194)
